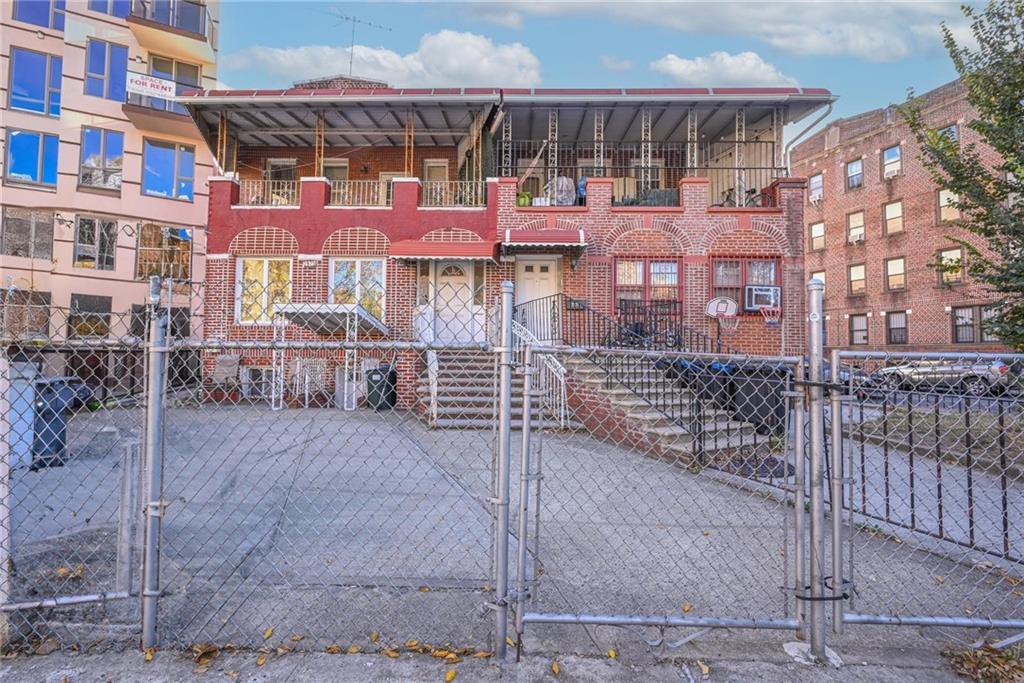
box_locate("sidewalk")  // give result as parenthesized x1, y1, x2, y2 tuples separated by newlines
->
(0, 629, 962, 682)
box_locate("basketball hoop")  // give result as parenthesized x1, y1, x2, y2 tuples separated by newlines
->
(761, 307, 782, 328)
(716, 314, 739, 335)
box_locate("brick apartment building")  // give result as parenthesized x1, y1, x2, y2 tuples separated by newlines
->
(1, 0, 220, 394)
(791, 80, 1007, 353)
(180, 82, 832, 405)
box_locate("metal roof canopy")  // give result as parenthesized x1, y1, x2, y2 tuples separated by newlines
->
(182, 88, 835, 149)
(275, 303, 388, 335)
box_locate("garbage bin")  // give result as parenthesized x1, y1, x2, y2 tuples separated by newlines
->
(692, 361, 736, 411)
(365, 364, 397, 410)
(730, 363, 791, 435)
(32, 377, 77, 469)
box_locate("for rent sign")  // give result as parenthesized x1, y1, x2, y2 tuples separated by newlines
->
(126, 73, 176, 99)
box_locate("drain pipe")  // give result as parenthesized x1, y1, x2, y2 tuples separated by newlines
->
(784, 102, 833, 174)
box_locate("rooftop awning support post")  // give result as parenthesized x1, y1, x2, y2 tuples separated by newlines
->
(501, 112, 513, 178)
(314, 112, 325, 177)
(216, 113, 229, 175)
(546, 110, 558, 201)
(686, 107, 697, 177)
(593, 110, 604, 177)
(734, 108, 746, 202)
(773, 106, 784, 172)
(404, 110, 415, 177)
(640, 108, 652, 193)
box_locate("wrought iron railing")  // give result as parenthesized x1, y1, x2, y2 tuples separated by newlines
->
(511, 318, 568, 428)
(329, 179, 392, 207)
(130, 0, 216, 46)
(236, 179, 298, 206)
(495, 139, 785, 207)
(419, 180, 486, 207)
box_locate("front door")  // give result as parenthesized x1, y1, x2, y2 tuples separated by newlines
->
(434, 262, 478, 342)
(515, 258, 560, 342)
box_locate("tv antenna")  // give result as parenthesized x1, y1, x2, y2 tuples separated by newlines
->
(329, 10, 393, 76)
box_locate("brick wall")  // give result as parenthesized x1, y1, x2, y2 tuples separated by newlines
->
(792, 79, 1007, 352)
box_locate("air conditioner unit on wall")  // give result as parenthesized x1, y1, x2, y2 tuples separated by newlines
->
(884, 168, 900, 179)
(809, 193, 822, 205)
(849, 234, 865, 245)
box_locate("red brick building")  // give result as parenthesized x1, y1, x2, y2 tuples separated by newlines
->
(791, 80, 1006, 352)
(182, 85, 832, 403)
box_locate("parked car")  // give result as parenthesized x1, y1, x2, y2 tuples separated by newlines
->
(871, 359, 1016, 396)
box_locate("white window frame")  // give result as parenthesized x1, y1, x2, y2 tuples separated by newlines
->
(882, 144, 901, 178)
(328, 257, 387, 318)
(235, 257, 292, 325)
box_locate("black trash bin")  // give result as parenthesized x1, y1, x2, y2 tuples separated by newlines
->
(731, 363, 791, 435)
(365, 364, 397, 410)
(32, 377, 77, 469)
(692, 360, 736, 411)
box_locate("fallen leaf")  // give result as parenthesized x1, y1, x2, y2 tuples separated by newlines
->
(935, 575, 946, 584)
(383, 648, 400, 658)
(419, 586, 430, 593)
(195, 665, 209, 674)
(325, 644, 341, 654)
(607, 648, 617, 659)
(191, 643, 220, 665)
(697, 659, 710, 676)
(276, 645, 290, 656)
(445, 669, 457, 682)
(551, 660, 561, 676)
(432, 649, 451, 659)
(370, 630, 380, 643)
(472, 651, 492, 659)
(506, 636, 515, 648)
(144, 647, 155, 662)
(34, 639, 58, 656)
(445, 653, 461, 663)
(262, 627, 274, 641)
(226, 672, 239, 679)
(256, 654, 267, 667)
(55, 567, 71, 579)
(290, 635, 303, 642)
(702, 530, 710, 537)
(70, 564, 84, 580)
(682, 602, 693, 613)
(405, 639, 420, 649)
(347, 644, 362, 654)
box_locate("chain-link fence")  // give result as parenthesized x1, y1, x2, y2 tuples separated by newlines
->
(2, 277, 1022, 664)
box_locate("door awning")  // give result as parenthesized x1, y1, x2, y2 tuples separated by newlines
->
(388, 239, 498, 260)
(275, 303, 388, 335)
(502, 229, 588, 248)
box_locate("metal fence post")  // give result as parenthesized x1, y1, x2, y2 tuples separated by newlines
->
(0, 351, 10, 649)
(829, 347, 844, 634)
(141, 277, 168, 649)
(791, 359, 806, 639)
(493, 281, 514, 659)
(806, 278, 827, 660)
(514, 344, 536, 651)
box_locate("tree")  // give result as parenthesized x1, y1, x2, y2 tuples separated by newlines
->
(901, 0, 1024, 350)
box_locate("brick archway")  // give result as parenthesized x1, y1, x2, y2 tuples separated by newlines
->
(322, 227, 390, 256)
(228, 226, 299, 255)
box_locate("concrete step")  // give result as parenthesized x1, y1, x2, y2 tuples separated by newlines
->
(660, 432, 758, 457)
(430, 417, 576, 430)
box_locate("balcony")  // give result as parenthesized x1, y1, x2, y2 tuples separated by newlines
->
(500, 139, 784, 208)
(123, 74, 202, 136)
(127, 0, 216, 65)
(328, 180, 392, 207)
(237, 179, 299, 206)
(419, 180, 486, 207)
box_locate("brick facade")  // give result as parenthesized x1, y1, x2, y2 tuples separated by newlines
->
(791, 80, 1006, 352)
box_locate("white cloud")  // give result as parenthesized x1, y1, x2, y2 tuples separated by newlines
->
(600, 55, 633, 72)
(472, 2, 971, 63)
(221, 30, 541, 88)
(651, 51, 797, 87)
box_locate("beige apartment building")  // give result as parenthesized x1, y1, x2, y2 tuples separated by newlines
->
(1, 0, 218, 392)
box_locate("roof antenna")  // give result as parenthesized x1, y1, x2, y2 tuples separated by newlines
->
(329, 9, 392, 76)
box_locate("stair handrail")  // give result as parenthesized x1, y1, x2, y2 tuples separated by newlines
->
(511, 318, 568, 428)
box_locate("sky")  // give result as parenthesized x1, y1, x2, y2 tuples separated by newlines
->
(216, 1, 972, 125)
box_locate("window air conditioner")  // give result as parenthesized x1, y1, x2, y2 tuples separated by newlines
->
(849, 234, 865, 244)
(809, 192, 823, 204)
(884, 168, 900, 179)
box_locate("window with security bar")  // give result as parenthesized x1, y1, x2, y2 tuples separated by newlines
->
(74, 216, 117, 270)
(137, 224, 192, 280)
(710, 256, 779, 312)
(2, 290, 51, 339)
(613, 258, 681, 313)
(2, 207, 53, 260)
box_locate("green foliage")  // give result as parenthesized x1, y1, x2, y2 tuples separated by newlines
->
(900, 0, 1024, 350)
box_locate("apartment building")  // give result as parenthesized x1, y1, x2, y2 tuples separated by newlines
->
(180, 83, 832, 403)
(1, 0, 218, 393)
(791, 80, 1006, 352)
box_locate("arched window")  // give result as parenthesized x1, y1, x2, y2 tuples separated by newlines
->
(440, 264, 466, 278)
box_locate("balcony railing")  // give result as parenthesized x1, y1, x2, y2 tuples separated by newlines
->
(496, 139, 785, 207)
(328, 180, 392, 207)
(125, 75, 198, 116)
(419, 180, 486, 207)
(130, 0, 215, 45)
(237, 179, 298, 206)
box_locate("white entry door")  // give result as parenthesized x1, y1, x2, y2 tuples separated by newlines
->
(515, 258, 560, 342)
(434, 261, 479, 342)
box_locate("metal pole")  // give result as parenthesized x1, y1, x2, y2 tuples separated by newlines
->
(829, 348, 844, 634)
(806, 279, 827, 660)
(493, 281, 514, 659)
(140, 277, 168, 650)
(791, 359, 806, 639)
(514, 345, 535, 647)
